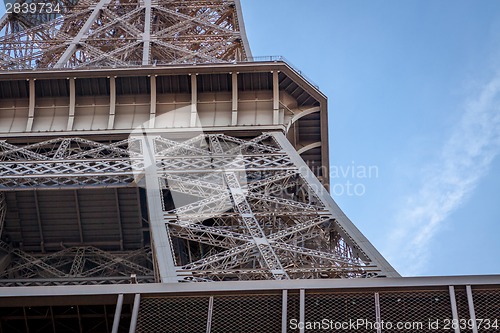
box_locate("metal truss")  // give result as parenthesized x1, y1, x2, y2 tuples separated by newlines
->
(0, 241, 154, 286)
(0, 137, 141, 190)
(0, 132, 398, 283)
(0, 0, 251, 70)
(152, 132, 398, 280)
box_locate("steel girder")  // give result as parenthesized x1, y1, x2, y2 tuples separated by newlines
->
(0, 132, 398, 283)
(0, 0, 252, 70)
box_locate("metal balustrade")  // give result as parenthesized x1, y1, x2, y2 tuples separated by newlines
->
(0, 278, 499, 332)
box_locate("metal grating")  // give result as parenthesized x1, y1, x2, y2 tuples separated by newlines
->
(287, 293, 300, 333)
(136, 296, 210, 333)
(379, 290, 453, 333)
(472, 288, 500, 332)
(304, 292, 375, 333)
(0, 284, 499, 332)
(211, 294, 282, 333)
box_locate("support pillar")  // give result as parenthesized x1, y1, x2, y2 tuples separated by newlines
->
(206, 296, 214, 333)
(273, 71, 280, 125)
(108, 76, 116, 129)
(142, 135, 179, 283)
(231, 72, 238, 125)
(190, 74, 197, 127)
(111, 294, 124, 333)
(299, 289, 305, 333)
(142, 0, 152, 65)
(449, 286, 461, 333)
(466, 285, 478, 333)
(129, 293, 141, 333)
(282, 290, 288, 333)
(149, 75, 157, 128)
(26, 79, 35, 131)
(67, 77, 75, 130)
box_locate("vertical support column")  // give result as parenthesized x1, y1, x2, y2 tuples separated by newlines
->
(33, 191, 45, 253)
(231, 72, 238, 125)
(299, 289, 305, 333)
(26, 79, 35, 131)
(282, 290, 288, 333)
(374, 292, 382, 333)
(142, 135, 179, 283)
(108, 76, 116, 129)
(142, 0, 152, 65)
(54, 0, 113, 68)
(466, 285, 478, 333)
(111, 294, 124, 333)
(273, 71, 280, 125)
(67, 77, 76, 130)
(190, 74, 197, 127)
(129, 293, 141, 333)
(74, 190, 84, 243)
(206, 296, 214, 333)
(149, 75, 157, 128)
(320, 100, 330, 189)
(0, 192, 6, 239)
(449, 286, 461, 333)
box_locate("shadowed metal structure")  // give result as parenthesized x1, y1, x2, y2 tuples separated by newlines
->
(1, 1, 498, 332)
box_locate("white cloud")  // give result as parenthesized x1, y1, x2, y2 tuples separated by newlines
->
(386, 75, 500, 276)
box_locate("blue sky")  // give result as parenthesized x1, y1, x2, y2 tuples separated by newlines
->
(1, 1, 499, 277)
(241, 0, 500, 276)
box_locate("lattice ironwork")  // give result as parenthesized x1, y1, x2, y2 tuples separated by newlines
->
(0, 132, 396, 282)
(153, 133, 379, 280)
(0, 0, 251, 70)
(0, 241, 154, 286)
(0, 137, 141, 190)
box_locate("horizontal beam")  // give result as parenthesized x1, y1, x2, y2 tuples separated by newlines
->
(0, 126, 287, 140)
(0, 275, 499, 298)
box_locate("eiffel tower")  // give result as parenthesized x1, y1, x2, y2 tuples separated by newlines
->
(0, 1, 496, 332)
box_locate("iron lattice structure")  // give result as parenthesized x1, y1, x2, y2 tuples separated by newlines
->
(0, 0, 400, 282)
(0, 132, 398, 285)
(5, 2, 499, 332)
(0, 243, 155, 286)
(0, 0, 251, 69)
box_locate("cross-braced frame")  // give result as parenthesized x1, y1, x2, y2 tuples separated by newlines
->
(0, 0, 252, 70)
(0, 132, 398, 285)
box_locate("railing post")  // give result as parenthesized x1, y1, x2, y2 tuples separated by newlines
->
(111, 294, 124, 333)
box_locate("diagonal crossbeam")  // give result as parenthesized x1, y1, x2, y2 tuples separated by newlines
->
(210, 136, 288, 280)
